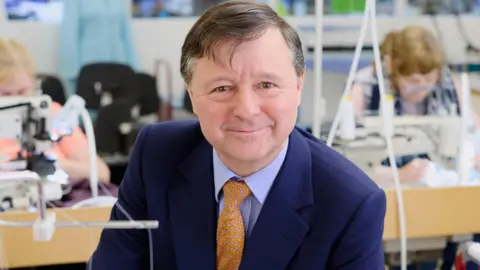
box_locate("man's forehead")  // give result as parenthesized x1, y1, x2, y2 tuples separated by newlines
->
(203, 28, 287, 62)
(188, 28, 295, 86)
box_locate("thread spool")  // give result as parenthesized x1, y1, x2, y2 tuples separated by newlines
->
(458, 73, 472, 185)
(381, 94, 394, 137)
(339, 96, 356, 140)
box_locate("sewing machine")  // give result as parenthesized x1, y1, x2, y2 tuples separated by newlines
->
(0, 95, 64, 212)
(0, 94, 158, 245)
(333, 113, 462, 179)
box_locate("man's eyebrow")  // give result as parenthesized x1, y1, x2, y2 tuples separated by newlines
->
(256, 72, 282, 81)
(204, 76, 234, 87)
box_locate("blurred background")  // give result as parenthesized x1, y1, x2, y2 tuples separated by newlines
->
(2, 0, 480, 128)
(1, 1, 480, 269)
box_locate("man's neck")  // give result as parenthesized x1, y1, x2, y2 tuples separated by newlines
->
(217, 140, 288, 178)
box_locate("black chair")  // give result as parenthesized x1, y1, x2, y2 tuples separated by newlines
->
(94, 100, 139, 185)
(76, 63, 140, 110)
(94, 100, 136, 156)
(37, 74, 67, 105)
(136, 72, 161, 116)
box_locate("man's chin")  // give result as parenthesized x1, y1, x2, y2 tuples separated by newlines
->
(226, 144, 268, 162)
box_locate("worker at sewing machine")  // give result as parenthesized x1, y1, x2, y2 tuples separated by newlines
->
(351, 25, 480, 184)
(351, 25, 480, 270)
(0, 38, 113, 204)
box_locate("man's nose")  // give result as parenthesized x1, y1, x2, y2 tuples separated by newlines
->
(232, 87, 261, 119)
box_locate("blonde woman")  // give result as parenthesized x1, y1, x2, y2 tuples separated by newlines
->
(0, 38, 111, 183)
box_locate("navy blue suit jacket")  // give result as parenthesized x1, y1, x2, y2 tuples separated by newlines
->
(90, 120, 386, 270)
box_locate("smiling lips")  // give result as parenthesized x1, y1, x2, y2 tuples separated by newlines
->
(229, 129, 261, 133)
(225, 122, 273, 134)
(227, 127, 265, 134)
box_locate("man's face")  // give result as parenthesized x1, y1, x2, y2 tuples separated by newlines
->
(188, 28, 303, 167)
(0, 68, 34, 96)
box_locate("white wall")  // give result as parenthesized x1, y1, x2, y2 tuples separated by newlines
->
(2, 15, 480, 111)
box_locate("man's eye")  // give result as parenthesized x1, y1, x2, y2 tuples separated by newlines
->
(213, 86, 230, 93)
(260, 82, 275, 89)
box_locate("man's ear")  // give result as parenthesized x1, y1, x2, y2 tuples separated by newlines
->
(185, 84, 197, 115)
(296, 72, 305, 106)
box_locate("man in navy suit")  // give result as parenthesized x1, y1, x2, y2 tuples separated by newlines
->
(90, 1, 387, 269)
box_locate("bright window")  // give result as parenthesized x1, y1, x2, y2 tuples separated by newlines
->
(4, 0, 64, 22)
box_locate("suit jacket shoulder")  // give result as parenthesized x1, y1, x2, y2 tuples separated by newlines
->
(141, 120, 204, 164)
(298, 128, 381, 204)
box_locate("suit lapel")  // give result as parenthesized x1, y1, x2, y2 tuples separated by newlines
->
(169, 139, 216, 270)
(240, 129, 314, 270)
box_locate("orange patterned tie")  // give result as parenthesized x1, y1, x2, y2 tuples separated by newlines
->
(216, 180, 251, 270)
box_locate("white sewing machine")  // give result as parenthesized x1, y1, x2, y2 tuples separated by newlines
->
(0, 95, 158, 244)
(0, 95, 64, 211)
(333, 113, 462, 179)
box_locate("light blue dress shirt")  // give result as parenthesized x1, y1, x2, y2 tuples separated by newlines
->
(213, 139, 289, 237)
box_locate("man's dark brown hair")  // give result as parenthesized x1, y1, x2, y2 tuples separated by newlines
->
(180, 0, 305, 85)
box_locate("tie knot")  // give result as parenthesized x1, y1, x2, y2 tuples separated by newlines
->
(223, 180, 251, 207)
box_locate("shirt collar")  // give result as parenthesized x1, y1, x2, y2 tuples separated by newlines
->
(213, 138, 289, 204)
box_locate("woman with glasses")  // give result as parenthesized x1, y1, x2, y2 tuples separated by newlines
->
(351, 25, 480, 270)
